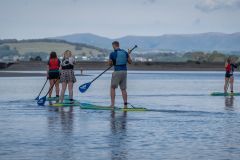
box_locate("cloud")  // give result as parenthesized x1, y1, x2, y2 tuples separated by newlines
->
(143, 0, 157, 4)
(195, 0, 240, 12)
(147, 0, 157, 3)
(193, 18, 201, 25)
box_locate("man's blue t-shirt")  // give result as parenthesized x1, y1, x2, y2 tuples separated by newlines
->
(109, 48, 129, 71)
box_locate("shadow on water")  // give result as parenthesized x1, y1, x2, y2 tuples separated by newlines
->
(109, 111, 128, 160)
(46, 106, 74, 160)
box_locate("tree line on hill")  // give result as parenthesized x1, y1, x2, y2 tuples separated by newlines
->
(133, 51, 239, 63)
(0, 39, 239, 63)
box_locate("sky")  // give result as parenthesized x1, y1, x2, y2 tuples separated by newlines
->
(0, 0, 240, 39)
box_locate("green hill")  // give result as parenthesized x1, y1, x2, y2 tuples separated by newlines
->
(0, 39, 109, 60)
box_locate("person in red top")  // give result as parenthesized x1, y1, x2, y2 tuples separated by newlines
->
(224, 57, 238, 93)
(47, 51, 61, 98)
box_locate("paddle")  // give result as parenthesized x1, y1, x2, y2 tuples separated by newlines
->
(37, 79, 59, 106)
(125, 103, 136, 108)
(79, 66, 112, 93)
(125, 102, 146, 109)
(35, 78, 48, 100)
(79, 45, 138, 93)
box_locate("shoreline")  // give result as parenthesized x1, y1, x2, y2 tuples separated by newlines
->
(0, 72, 91, 77)
(0, 61, 228, 77)
(1, 61, 226, 71)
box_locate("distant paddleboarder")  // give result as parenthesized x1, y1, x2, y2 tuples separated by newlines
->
(224, 57, 238, 93)
(109, 41, 132, 108)
(47, 51, 61, 98)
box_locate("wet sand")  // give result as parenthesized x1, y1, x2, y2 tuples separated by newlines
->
(0, 72, 47, 77)
(0, 61, 225, 77)
(0, 72, 91, 77)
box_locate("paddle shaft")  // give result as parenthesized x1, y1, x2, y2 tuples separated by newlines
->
(90, 66, 112, 83)
(126, 103, 136, 108)
(90, 45, 137, 83)
(36, 78, 48, 98)
(44, 79, 59, 97)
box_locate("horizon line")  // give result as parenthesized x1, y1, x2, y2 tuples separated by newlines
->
(1, 31, 240, 41)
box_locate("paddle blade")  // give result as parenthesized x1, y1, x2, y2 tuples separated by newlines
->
(37, 96, 46, 106)
(35, 96, 39, 100)
(79, 82, 91, 93)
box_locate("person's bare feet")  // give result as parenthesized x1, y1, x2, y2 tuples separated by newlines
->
(110, 104, 114, 108)
(124, 102, 128, 109)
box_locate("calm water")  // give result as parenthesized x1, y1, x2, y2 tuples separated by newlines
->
(0, 71, 240, 160)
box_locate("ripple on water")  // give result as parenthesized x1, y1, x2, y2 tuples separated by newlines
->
(1, 72, 240, 160)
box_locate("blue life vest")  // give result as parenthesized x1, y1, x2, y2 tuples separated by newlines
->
(116, 50, 127, 66)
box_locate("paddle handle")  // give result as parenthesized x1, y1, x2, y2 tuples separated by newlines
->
(128, 45, 138, 54)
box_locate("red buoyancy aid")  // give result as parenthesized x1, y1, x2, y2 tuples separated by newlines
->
(225, 63, 231, 72)
(48, 58, 60, 70)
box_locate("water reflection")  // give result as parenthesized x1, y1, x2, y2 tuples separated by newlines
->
(59, 107, 74, 133)
(47, 101, 74, 133)
(109, 111, 128, 160)
(46, 106, 74, 160)
(225, 96, 234, 110)
(222, 103, 240, 160)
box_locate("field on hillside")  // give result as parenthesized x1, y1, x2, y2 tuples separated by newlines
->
(1, 40, 239, 63)
(4, 42, 106, 56)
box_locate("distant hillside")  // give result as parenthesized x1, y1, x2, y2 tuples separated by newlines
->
(53, 33, 111, 49)
(52, 32, 240, 53)
(0, 39, 109, 60)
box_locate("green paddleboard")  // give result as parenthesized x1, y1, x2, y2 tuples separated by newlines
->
(80, 103, 147, 112)
(211, 92, 240, 96)
(49, 100, 80, 107)
(47, 95, 69, 101)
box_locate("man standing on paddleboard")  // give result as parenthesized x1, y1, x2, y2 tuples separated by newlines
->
(109, 41, 132, 108)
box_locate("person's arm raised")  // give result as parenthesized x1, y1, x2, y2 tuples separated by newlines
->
(109, 59, 113, 66)
(127, 49, 132, 64)
(109, 52, 114, 66)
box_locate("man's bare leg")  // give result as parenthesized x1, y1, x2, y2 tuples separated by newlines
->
(121, 89, 127, 108)
(111, 87, 116, 108)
